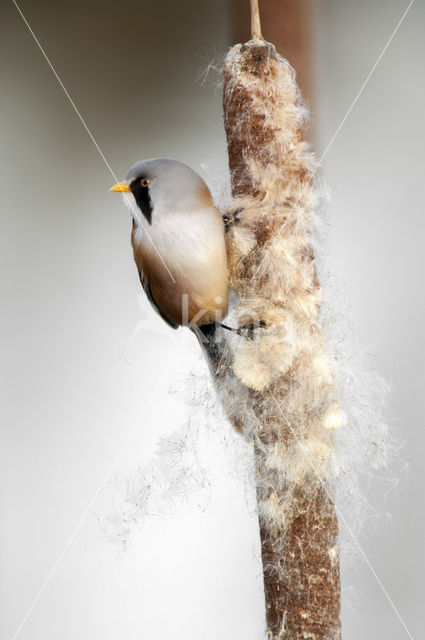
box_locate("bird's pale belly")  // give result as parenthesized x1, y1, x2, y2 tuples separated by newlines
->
(132, 217, 228, 327)
(152, 269, 228, 326)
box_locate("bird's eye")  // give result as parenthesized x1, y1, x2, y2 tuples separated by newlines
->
(140, 177, 150, 187)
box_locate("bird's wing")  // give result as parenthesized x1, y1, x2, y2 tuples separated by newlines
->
(138, 268, 179, 330)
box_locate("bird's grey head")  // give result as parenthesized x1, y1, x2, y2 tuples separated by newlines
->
(111, 157, 209, 225)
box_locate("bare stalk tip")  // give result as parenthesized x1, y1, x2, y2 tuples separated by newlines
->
(250, 0, 263, 40)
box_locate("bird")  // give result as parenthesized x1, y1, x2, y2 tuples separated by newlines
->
(110, 158, 229, 348)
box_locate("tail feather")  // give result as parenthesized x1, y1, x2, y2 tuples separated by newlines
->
(192, 323, 226, 375)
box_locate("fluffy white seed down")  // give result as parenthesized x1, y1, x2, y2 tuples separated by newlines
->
(221, 42, 395, 553)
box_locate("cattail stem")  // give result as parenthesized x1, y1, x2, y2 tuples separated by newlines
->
(250, 0, 263, 40)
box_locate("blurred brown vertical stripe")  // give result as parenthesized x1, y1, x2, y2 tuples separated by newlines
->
(231, 0, 313, 103)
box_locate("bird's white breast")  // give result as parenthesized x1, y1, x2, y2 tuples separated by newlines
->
(133, 202, 228, 323)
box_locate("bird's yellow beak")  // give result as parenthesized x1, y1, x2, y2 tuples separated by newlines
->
(109, 182, 131, 193)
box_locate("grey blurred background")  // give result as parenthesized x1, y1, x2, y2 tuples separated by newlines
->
(1, 1, 423, 639)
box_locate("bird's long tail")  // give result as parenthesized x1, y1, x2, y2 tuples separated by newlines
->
(192, 324, 227, 376)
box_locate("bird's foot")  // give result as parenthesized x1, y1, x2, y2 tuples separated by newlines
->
(223, 207, 244, 231)
(220, 321, 266, 340)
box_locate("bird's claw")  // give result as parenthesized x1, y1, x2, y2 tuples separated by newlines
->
(223, 207, 244, 231)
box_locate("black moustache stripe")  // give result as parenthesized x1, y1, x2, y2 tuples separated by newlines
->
(130, 180, 153, 225)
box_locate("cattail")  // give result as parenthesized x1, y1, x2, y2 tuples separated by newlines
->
(205, 20, 342, 639)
